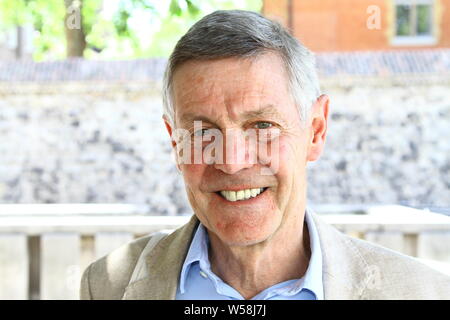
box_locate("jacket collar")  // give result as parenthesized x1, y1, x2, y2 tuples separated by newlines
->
(122, 210, 370, 300)
(311, 213, 370, 299)
(122, 214, 199, 300)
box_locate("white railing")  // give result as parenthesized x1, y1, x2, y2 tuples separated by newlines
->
(0, 204, 449, 300)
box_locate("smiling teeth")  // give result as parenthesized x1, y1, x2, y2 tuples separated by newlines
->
(220, 188, 264, 202)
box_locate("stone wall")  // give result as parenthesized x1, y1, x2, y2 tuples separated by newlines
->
(308, 80, 450, 208)
(0, 76, 449, 214)
(0, 82, 190, 215)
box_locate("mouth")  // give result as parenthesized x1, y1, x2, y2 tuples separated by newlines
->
(215, 187, 269, 202)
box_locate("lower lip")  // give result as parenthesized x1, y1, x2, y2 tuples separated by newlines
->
(213, 188, 270, 205)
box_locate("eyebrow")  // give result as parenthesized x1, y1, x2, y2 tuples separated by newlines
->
(241, 104, 284, 120)
(178, 114, 219, 128)
(179, 104, 286, 127)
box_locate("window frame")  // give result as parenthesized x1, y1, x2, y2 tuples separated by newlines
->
(392, 0, 436, 46)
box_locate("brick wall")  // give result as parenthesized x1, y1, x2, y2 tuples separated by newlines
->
(263, 0, 450, 51)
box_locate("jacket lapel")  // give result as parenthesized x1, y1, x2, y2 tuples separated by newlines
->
(122, 214, 199, 300)
(123, 211, 370, 300)
(311, 212, 370, 299)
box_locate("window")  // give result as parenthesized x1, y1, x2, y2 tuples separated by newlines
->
(393, 0, 435, 45)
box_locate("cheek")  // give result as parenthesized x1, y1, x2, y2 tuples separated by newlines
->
(182, 164, 210, 217)
(181, 164, 205, 183)
(181, 164, 209, 201)
(272, 138, 307, 193)
(280, 136, 307, 166)
(271, 138, 299, 175)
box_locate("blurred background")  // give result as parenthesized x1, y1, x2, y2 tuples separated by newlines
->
(0, 0, 449, 300)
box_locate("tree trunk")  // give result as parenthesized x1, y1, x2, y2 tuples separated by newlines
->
(64, 0, 86, 57)
(15, 26, 25, 59)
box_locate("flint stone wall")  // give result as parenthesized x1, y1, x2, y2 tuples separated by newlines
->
(0, 57, 449, 213)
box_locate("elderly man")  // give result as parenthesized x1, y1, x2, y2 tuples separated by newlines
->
(80, 10, 450, 300)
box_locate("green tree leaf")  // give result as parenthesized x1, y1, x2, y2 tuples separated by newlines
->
(169, 0, 182, 16)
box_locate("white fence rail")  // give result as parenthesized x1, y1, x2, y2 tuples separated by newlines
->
(0, 204, 449, 300)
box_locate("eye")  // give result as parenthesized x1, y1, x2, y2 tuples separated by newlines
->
(254, 122, 273, 129)
(193, 128, 212, 137)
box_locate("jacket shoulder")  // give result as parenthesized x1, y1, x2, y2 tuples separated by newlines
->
(80, 235, 153, 300)
(347, 235, 450, 299)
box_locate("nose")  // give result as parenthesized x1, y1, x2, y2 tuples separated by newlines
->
(213, 129, 255, 174)
(214, 161, 253, 175)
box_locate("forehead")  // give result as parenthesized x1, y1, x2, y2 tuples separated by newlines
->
(171, 52, 296, 125)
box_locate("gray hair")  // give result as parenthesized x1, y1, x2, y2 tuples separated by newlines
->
(162, 10, 321, 126)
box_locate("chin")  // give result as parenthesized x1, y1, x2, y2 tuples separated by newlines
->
(212, 214, 279, 247)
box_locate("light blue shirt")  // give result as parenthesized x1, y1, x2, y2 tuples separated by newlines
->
(176, 207, 323, 300)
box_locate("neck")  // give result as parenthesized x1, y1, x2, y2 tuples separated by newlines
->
(208, 212, 311, 300)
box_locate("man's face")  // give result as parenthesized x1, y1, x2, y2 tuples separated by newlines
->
(166, 52, 328, 247)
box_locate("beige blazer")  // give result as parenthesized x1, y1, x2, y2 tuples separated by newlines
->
(80, 212, 450, 300)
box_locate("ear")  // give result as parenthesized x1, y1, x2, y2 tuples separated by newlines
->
(163, 115, 177, 149)
(163, 115, 182, 172)
(307, 94, 330, 162)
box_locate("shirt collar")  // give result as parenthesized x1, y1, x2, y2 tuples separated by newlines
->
(178, 221, 209, 294)
(302, 206, 324, 299)
(178, 207, 323, 299)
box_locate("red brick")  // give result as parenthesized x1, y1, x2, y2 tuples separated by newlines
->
(262, 0, 450, 51)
